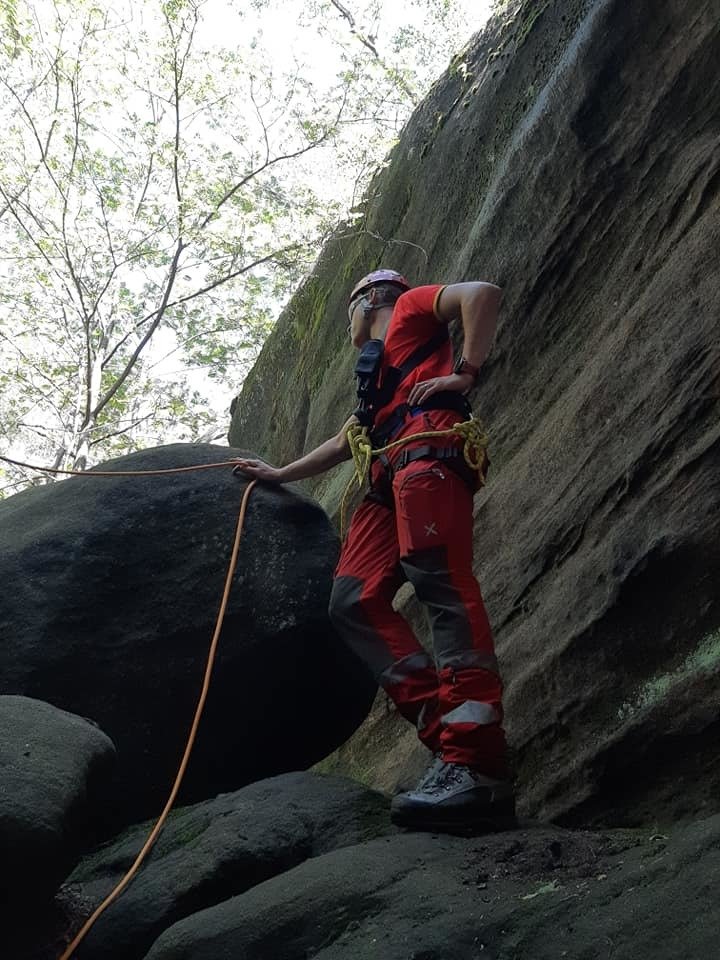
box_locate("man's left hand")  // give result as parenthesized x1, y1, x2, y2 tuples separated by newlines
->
(407, 372, 474, 406)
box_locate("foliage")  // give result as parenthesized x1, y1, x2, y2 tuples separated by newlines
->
(0, 0, 491, 495)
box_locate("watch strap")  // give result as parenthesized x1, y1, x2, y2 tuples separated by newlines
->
(453, 357, 480, 383)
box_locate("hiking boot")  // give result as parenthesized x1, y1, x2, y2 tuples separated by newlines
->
(412, 752, 444, 791)
(391, 761, 517, 834)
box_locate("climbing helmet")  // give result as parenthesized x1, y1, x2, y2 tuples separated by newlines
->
(348, 268, 410, 305)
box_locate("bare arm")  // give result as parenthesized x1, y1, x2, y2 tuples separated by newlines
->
(436, 281, 502, 369)
(232, 414, 357, 484)
(407, 281, 502, 406)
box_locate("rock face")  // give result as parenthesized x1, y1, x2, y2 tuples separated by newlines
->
(66, 772, 391, 960)
(0, 696, 116, 908)
(0, 444, 375, 828)
(6, 5, 720, 960)
(229, 0, 720, 825)
(144, 813, 720, 960)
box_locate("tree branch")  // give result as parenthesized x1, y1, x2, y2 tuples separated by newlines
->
(88, 411, 154, 447)
(328, 0, 379, 57)
(104, 240, 302, 375)
(328, 0, 416, 100)
(197, 136, 333, 231)
(146, 324, 239, 371)
(92, 237, 185, 419)
(163, 243, 303, 310)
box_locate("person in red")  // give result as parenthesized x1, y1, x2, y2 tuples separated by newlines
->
(233, 269, 515, 833)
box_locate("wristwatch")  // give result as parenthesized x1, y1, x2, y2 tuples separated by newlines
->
(453, 356, 480, 384)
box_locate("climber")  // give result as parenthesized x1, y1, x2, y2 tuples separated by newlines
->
(232, 268, 516, 833)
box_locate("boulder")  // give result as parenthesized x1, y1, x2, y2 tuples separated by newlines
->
(66, 772, 391, 960)
(143, 814, 720, 960)
(0, 695, 116, 909)
(0, 444, 376, 828)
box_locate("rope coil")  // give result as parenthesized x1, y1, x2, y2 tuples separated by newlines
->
(340, 416, 490, 535)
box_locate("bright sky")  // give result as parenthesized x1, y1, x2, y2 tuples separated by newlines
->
(172, 0, 496, 418)
(242, 0, 495, 66)
(190, 0, 496, 210)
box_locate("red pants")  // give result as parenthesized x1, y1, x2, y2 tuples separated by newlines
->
(329, 454, 508, 777)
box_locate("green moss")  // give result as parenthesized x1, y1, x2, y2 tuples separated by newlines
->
(68, 813, 210, 881)
(290, 317, 304, 342)
(516, 1, 550, 47)
(449, 57, 473, 84)
(485, 0, 544, 61)
(313, 749, 377, 789)
(617, 629, 720, 722)
(691, 630, 720, 669)
(308, 286, 330, 336)
(288, 279, 330, 343)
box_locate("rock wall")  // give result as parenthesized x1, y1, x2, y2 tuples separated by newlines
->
(229, 0, 720, 825)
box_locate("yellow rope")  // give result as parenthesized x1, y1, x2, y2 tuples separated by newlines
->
(340, 416, 490, 536)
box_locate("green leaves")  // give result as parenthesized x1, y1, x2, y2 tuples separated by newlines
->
(0, 0, 489, 490)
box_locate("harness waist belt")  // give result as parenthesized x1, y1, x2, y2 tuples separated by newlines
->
(394, 445, 464, 470)
(367, 445, 480, 508)
(370, 391, 472, 448)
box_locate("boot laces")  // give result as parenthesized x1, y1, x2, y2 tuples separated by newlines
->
(423, 761, 466, 794)
(414, 753, 443, 791)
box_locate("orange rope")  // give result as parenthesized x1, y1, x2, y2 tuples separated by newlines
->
(57, 477, 257, 960)
(0, 453, 240, 477)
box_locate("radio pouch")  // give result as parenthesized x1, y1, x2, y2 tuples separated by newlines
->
(353, 338, 384, 427)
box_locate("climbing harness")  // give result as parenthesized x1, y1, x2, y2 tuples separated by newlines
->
(343, 318, 489, 536)
(351, 325, 451, 431)
(340, 415, 490, 537)
(369, 390, 471, 448)
(347, 417, 489, 488)
(0, 453, 255, 960)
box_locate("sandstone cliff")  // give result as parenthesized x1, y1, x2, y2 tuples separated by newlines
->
(229, 0, 720, 826)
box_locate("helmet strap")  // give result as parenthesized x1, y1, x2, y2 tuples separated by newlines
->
(361, 293, 378, 320)
(363, 285, 397, 315)
(348, 285, 398, 326)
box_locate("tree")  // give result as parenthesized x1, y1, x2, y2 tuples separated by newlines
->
(0, 0, 339, 489)
(0, 0, 491, 496)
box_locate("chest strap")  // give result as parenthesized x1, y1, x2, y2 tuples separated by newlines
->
(373, 326, 450, 412)
(353, 325, 450, 430)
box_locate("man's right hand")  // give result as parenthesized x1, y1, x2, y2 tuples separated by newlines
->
(231, 458, 286, 483)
